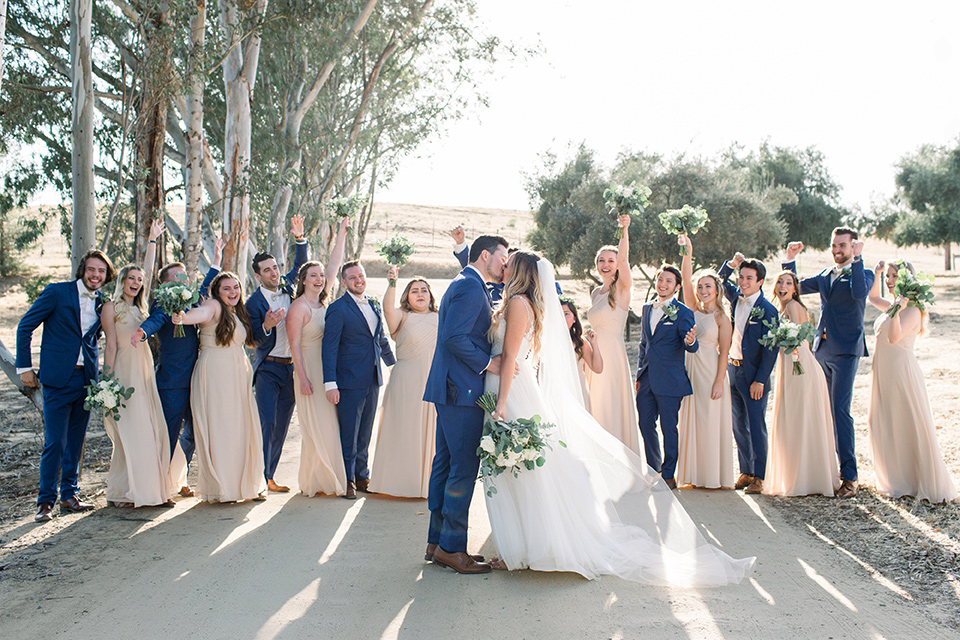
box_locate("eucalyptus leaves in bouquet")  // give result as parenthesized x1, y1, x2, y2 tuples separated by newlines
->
(84, 367, 135, 421)
(152, 275, 200, 338)
(757, 317, 816, 375)
(886, 263, 935, 319)
(377, 235, 417, 285)
(325, 195, 367, 233)
(603, 182, 651, 239)
(658, 205, 710, 256)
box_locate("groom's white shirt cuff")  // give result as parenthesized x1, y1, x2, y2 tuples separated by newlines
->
(325, 382, 338, 391)
(16, 367, 31, 375)
(454, 241, 468, 254)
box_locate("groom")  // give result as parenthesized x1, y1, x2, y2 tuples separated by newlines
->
(424, 235, 508, 574)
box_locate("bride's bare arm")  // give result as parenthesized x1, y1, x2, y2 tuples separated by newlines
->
(493, 297, 532, 419)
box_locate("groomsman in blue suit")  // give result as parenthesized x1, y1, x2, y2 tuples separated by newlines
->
(782, 228, 873, 498)
(133, 241, 222, 495)
(322, 260, 397, 499)
(17, 250, 115, 522)
(424, 235, 508, 574)
(247, 215, 308, 493)
(635, 265, 698, 489)
(718, 254, 779, 495)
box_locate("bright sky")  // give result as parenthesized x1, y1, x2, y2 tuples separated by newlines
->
(380, 0, 960, 212)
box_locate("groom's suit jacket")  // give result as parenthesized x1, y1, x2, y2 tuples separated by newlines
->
(16, 281, 103, 387)
(321, 292, 396, 390)
(782, 258, 873, 357)
(718, 261, 779, 385)
(635, 300, 698, 397)
(424, 266, 492, 407)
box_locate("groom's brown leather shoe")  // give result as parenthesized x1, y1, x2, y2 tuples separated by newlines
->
(735, 474, 755, 490)
(836, 479, 858, 499)
(431, 547, 492, 574)
(425, 543, 484, 563)
(744, 478, 763, 495)
(355, 478, 371, 493)
(345, 482, 357, 500)
(662, 477, 677, 490)
(59, 496, 94, 513)
(35, 502, 54, 522)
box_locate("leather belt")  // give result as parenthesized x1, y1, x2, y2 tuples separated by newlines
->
(75, 364, 85, 370)
(728, 359, 743, 367)
(265, 356, 293, 365)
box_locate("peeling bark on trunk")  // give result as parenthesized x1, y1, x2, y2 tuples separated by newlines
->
(184, 0, 206, 273)
(70, 0, 96, 270)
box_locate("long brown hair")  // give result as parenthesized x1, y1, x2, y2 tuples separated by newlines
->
(490, 250, 545, 357)
(561, 298, 585, 361)
(400, 277, 437, 313)
(210, 271, 255, 347)
(595, 245, 620, 309)
(773, 270, 810, 319)
(294, 261, 328, 305)
(112, 265, 149, 318)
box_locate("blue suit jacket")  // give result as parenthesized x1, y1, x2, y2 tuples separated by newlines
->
(16, 281, 103, 387)
(782, 258, 873, 357)
(247, 241, 308, 377)
(635, 300, 698, 397)
(718, 261, 780, 385)
(139, 267, 219, 390)
(321, 292, 397, 390)
(423, 267, 492, 406)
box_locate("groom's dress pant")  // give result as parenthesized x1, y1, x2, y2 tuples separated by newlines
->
(337, 384, 380, 483)
(255, 359, 297, 480)
(635, 371, 682, 480)
(429, 404, 485, 553)
(158, 387, 195, 464)
(729, 364, 770, 479)
(38, 368, 90, 505)
(815, 347, 859, 482)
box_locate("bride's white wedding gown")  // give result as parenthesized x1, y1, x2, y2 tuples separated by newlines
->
(482, 262, 755, 587)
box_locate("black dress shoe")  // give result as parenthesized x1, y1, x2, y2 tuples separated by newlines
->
(345, 482, 357, 500)
(35, 502, 54, 522)
(59, 497, 94, 513)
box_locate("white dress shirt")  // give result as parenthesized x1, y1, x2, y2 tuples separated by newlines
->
(16, 280, 98, 375)
(648, 296, 676, 335)
(729, 290, 761, 361)
(454, 240, 468, 256)
(829, 259, 853, 286)
(261, 286, 293, 359)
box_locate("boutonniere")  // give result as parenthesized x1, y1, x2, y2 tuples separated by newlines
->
(95, 294, 105, 314)
(367, 296, 381, 312)
(749, 306, 765, 320)
(839, 267, 852, 277)
(279, 275, 290, 291)
(662, 301, 678, 322)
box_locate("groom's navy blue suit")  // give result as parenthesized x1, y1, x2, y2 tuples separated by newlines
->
(424, 266, 492, 553)
(635, 300, 698, 480)
(322, 291, 396, 484)
(783, 257, 873, 482)
(16, 281, 103, 505)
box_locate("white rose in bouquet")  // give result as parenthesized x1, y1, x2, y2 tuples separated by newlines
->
(480, 435, 496, 455)
(522, 449, 539, 462)
(102, 393, 118, 409)
(180, 289, 193, 301)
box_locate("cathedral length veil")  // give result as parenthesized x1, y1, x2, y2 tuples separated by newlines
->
(531, 258, 755, 586)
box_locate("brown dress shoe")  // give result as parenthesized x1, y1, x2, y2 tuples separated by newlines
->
(35, 502, 54, 522)
(663, 478, 677, 490)
(837, 479, 858, 499)
(735, 474, 755, 490)
(431, 547, 492, 574)
(267, 479, 290, 493)
(179, 486, 195, 497)
(744, 478, 764, 494)
(345, 482, 357, 500)
(425, 543, 484, 563)
(59, 497, 94, 513)
(355, 478, 371, 493)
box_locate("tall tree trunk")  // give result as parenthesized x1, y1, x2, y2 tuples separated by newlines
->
(0, 0, 7, 97)
(183, 0, 206, 273)
(219, 0, 268, 279)
(945, 239, 953, 271)
(70, 0, 96, 270)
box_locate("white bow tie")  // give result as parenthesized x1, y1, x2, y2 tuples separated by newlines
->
(81, 291, 97, 300)
(653, 300, 670, 309)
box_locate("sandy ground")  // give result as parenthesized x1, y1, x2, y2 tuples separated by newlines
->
(1, 203, 959, 638)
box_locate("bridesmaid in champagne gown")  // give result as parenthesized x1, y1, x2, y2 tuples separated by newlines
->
(287, 218, 351, 497)
(764, 271, 838, 497)
(585, 214, 641, 454)
(867, 261, 957, 503)
(675, 235, 733, 488)
(561, 299, 602, 412)
(100, 222, 173, 507)
(369, 267, 439, 498)
(176, 272, 266, 503)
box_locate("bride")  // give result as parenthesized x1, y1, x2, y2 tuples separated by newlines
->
(484, 250, 755, 586)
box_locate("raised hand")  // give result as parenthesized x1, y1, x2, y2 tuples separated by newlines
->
(852, 239, 864, 257)
(339, 215, 352, 234)
(785, 241, 804, 261)
(584, 328, 598, 344)
(678, 234, 691, 251)
(149, 218, 166, 242)
(263, 308, 286, 331)
(618, 214, 631, 230)
(290, 214, 305, 240)
(895, 295, 909, 311)
(874, 260, 886, 276)
(449, 225, 465, 244)
(387, 265, 399, 284)
(731, 252, 746, 268)
(171, 311, 185, 325)
(213, 236, 226, 268)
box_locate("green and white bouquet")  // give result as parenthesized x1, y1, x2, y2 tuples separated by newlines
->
(603, 182, 651, 239)
(84, 366, 135, 421)
(758, 317, 816, 375)
(886, 264, 935, 319)
(325, 194, 367, 232)
(377, 235, 417, 285)
(153, 275, 200, 338)
(659, 205, 710, 255)
(475, 391, 562, 496)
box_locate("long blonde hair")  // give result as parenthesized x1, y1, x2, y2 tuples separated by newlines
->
(691, 269, 730, 321)
(489, 250, 545, 357)
(595, 245, 620, 309)
(113, 265, 149, 319)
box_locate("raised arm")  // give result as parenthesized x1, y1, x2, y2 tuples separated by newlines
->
(885, 300, 919, 344)
(450, 225, 469, 269)
(173, 298, 219, 327)
(324, 216, 350, 300)
(286, 300, 313, 395)
(582, 328, 603, 374)
(679, 234, 694, 308)
(286, 215, 309, 282)
(383, 265, 405, 336)
(101, 301, 118, 371)
(614, 214, 632, 307)
(717, 252, 744, 306)
(850, 241, 871, 300)
(493, 297, 532, 419)
(868, 261, 892, 312)
(142, 219, 165, 286)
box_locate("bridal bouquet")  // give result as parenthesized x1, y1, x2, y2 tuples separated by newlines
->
(377, 235, 416, 285)
(886, 264, 935, 319)
(84, 367, 134, 421)
(475, 392, 561, 496)
(153, 275, 200, 338)
(603, 182, 651, 239)
(658, 205, 709, 255)
(758, 318, 816, 375)
(325, 194, 367, 232)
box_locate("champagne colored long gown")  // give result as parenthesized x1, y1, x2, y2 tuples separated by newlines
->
(370, 312, 439, 498)
(585, 289, 641, 454)
(868, 315, 957, 503)
(676, 311, 733, 488)
(104, 304, 172, 507)
(295, 307, 347, 497)
(191, 321, 265, 502)
(765, 337, 838, 497)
